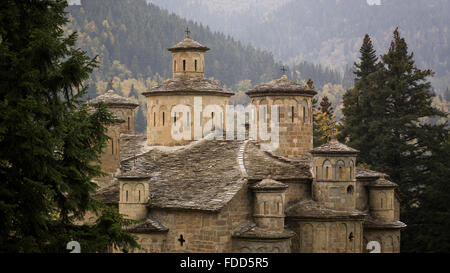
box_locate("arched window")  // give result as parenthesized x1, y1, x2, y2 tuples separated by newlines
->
(194, 60, 198, 71)
(347, 185, 354, 195)
(303, 107, 306, 123)
(323, 160, 332, 180)
(183, 60, 186, 71)
(291, 106, 295, 123)
(337, 160, 345, 180)
(349, 160, 354, 179)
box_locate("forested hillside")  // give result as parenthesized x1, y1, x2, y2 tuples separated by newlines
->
(149, 0, 450, 96)
(65, 0, 352, 132)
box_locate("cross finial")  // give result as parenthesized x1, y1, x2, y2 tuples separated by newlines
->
(280, 65, 288, 75)
(185, 27, 191, 38)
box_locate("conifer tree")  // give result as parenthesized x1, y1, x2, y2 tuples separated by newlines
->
(339, 34, 378, 159)
(0, 0, 138, 252)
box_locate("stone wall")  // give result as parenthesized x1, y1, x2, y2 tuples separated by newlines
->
(287, 219, 364, 253)
(250, 96, 314, 159)
(172, 51, 205, 79)
(146, 95, 229, 146)
(132, 182, 253, 253)
(283, 180, 312, 206)
(232, 239, 291, 253)
(363, 229, 401, 253)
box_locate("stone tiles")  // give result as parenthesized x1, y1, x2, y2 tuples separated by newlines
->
(121, 139, 246, 212)
(232, 222, 295, 240)
(311, 138, 359, 155)
(142, 77, 234, 96)
(285, 199, 366, 220)
(364, 216, 407, 229)
(243, 141, 312, 181)
(246, 75, 317, 97)
(249, 178, 288, 191)
(94, 183, 119, 204)
(368, 177, 398, 188)
(168, 36, 210, 52)
(124, 216, 169, 233)
(88, 90, 139, 108)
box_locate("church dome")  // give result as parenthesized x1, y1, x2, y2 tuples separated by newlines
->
(246, 75, 317, 97)
(88, 90, 139, 108)
(168, 36, 210, 52)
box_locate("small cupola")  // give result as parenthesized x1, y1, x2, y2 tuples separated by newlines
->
(168, 29, 209, 79)
(250, 177, 288, 232)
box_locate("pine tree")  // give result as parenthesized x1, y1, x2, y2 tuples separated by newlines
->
(354, 34, 378, 81)
(0, 0, 138, 252)
(340, 29, 449, 252)
(339, 34, 378, 158)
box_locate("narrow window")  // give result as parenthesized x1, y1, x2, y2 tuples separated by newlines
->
(153, 112, 156, 126)
(174, 113, 177, 126)
(127, 117, 130, 131)
(163, 112, 165, 126)
(174, 60, 177, 71)
(278, 108, 280, 122)
(187, 112, 190, 128)
(195, 60, 198, 71)
(263, 107, 267, 121)
(125, 190, 128, 202)
(291, 106, 295, 123)
(303, 107, 306, 123)
(138, 190, 141, 202)
(326, 166, 329, 179)
(263, 201, 269, 215)
(111, 140, 114, 155)
(183, 60, 186, 71)
(200, 111, 202, 126)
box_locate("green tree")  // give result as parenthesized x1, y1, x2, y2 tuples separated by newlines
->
(340, 29, 449, 252)
(0, 0, 138, 252)
(339, 34, 379, 159)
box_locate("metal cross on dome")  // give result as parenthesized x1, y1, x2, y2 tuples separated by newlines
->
(185, 27, 191, 37)
(280, 65, 288, 74)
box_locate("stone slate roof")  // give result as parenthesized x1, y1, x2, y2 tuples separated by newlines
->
(368, 177, 398, 188)
(124, 217, 169, 233)
(119, 134, 148, 161)
(249, 178, 288, 191)
(286, 200, 366, 220)
(364, 216, 406, 229)
(116, 167, 151, 180)
(88, 90, 139, 108)
(246, 75, 317, 97)
(356, 168, 388, 180)
(120, 139, 246, 212)
(168, 36, 210, 52)
(142, 77, 234, 96)
(232, 222, 295, 240)
(243, 141, 312, 181)
(311, 138, 359, 155)
(94, 183, 119, 204)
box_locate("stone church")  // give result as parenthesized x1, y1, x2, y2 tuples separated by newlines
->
(89, 33, 406, 253)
